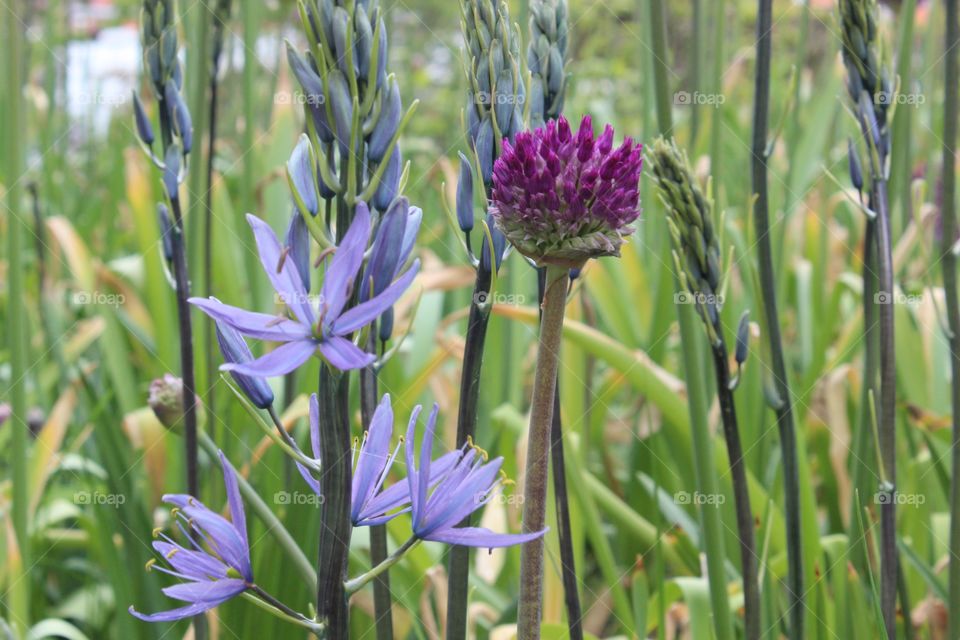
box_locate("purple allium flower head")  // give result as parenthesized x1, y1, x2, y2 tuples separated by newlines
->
(296, 393, 457, 527)
(405, 404, 548, 548)
(130, 451, 251, 622)
(490, 114, 643, 267)
(190, 203, 419, 375)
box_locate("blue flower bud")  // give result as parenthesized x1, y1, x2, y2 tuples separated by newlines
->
(328, 70, 353, 158)
(361, 197, 407, 301)
(475, 115, 494, 186)
(368, 78, 401, 163)
(355, 5, 373, 81)
(163, 143, 181, 200)
(215, 319, 275, 409)
(456, 152, 474, 233)
(132, 91, 154, 146)
(286, 43, 325, 109)
(288, 135, 319, 217)
(848, 138, 863, 192)
(375, 15, 388, 89)
(373, 145, 402, 211)
(378, 306, 394, 345)
(735, 311, 750, 365)
(285, 209, 311, 291)
(164, 81, 192, 154)
(479, 213, 506, 275)
(332, 7, 355, 77)
(158, 203, 174, 262)
(494, 68, 514, 135)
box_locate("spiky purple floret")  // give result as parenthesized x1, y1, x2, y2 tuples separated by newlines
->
(490, 114, 642, 266)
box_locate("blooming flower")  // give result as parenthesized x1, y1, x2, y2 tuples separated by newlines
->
(405, 404, 547, 548)
(214, 314, 275, 409)
(190, 202, 419, 374)
(296, 393, 457, 527)
(130, 451, 251, 622)
(490, 114, 642, 267)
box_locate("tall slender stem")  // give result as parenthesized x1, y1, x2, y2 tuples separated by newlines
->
(647, 5, 733, 639)
(944, 0, 960, 636)
(168, 196, 200, 497)
(538, 269, 583, 640)
(710, 342, 760, 640)
(517, 264, 569, 640)
(750, 1, 803, 635)
(4, 0, 30, 629)
(446, 269, 493, 640)
(315, 365, 352, 637)
(873, 177, 897, 640)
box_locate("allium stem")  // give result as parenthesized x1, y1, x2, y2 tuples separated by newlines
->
(315, 365, 352, 637)
(944, 0, 960, 635)
(751, 1, 803, 635)
(518, 264, 569, 640)
(4, 0, 31, 628)
(538, 268, 583, 640)
(710, 342, 759, 640)
(446, 269, 493, 640)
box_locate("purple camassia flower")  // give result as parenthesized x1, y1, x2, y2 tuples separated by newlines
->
(130, 452, 251, 622)
(405, 404, 547, 548)
(296, 393, 458, 527)
(190, 202, 419, 374)
(490, 114, 642, 267)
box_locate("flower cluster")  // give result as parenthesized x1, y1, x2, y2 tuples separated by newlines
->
(490, 115, 642, 267)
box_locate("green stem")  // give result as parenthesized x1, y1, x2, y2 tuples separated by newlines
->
(197, 430, 318, 592)
(711, 341, 759, 640)
(4, 0, 30, 630)
(647, 4, 732, 638)
(315, 365, 352, 637)
(446, 269, 493, 640)
(751, 1, 803, 636)
(243, 586, 322, 633)
(345, 538, 419, 594)
(945, 1, 960, 637)
(517, 264, 569, 640)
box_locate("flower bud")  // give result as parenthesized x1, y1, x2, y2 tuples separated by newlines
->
(215, 321, 275, 409)
(735, 311, 750, 366)
(288, 135, 319, 217)
(494, 68, 514, 135)
(456, 152, 475, 233)
(848, 137, 863, 192)
(378, 306, 394, 345)
(355, 5, 374, 81)
(149, 374, 190, 431)
(285, 210, 311, 290)
(479, 213, 506, 276)
(475, 115, 494, 186)
(164, 81, 193, 154)
(132, 91, 155, 146)
(158, 203, 174, 262)
(368, 78, 401, 163)
(332, 7, 355, 77)
(328, 70, 353, 158)
(361, 198, 407, 301)
(286, 43, 325, 110)
(373, 145, 402, 211)
(162, 143, 181, 200)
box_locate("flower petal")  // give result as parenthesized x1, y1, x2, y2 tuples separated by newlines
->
(246, 214, 314, 324)
(191, 297, 311, 342)
(332, 259, 420, 335)
(161, 578, 247, 603)
(318, 335, 375, 370)
(352, 394, 394, 522)
(217, 451, 251, 579)
(320, 203, 371, 319)
(423, 526, 548, 549)
(221, 339, 317, 378)
(129, 600, 225, 623)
